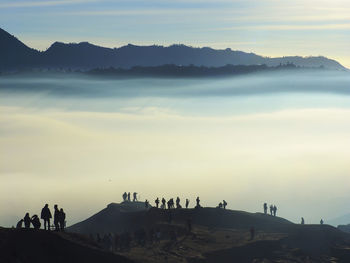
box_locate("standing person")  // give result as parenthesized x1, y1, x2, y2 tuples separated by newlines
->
(133, 192, 138, 202)
(24, 213, 31, 229)
(155, 197, 160, 208)
(269, 205, 273, 215)
(161, 198, 166, 209)
(320, 219, 324, 225)
(54, 205, 60, 231)
(59, 208, 66, 231)
(41, 204, 52, 230)
(127, 192, 131, 202)
(176, 197, 181, 209)
(273, 205, 277, 217)
(250, 227, 255, 240)
(196, 197, 200, 208)
(122, 192, 127, 202)
(145, 199, 149, 208)
(185, 199, 190, 209)
(223, 200, 227, 210)
(187, 218, 192, 233)
(301, 217, 305, 225)
(263, 203, 268, 214)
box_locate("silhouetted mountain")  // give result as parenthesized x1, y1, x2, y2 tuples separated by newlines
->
(0, 28, 40, 71)
(0, 28, 347, 72)
(66, 202, 350, 262)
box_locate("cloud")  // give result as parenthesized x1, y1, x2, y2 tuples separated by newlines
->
(0, 0, 98, 8)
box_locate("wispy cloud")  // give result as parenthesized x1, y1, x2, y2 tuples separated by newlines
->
(0, 0, 98, 8)
(215, 23, 350, 31)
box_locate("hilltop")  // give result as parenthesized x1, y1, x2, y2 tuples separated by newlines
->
(67, 202, 350, 262)
(0, 28, 346, 72)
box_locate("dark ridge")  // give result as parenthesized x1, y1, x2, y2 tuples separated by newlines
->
(0, 28, 347, 72)
(0, 227, 134, 263)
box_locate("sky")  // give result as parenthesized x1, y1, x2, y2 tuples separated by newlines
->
(1, 71, 350, 227)
(0, 0, 349, 68)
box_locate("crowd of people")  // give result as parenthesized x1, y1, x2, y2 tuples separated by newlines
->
(16, 204, 66, 231)
(91, 227, 173, 252)
(122, 193, 203, 210)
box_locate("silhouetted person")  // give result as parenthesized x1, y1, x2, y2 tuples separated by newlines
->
(301, 217, 305, 225)
(156, 229, 161, 243)
(185, 199, 189, 209)
(161, 198, 166, 209)
(263, 203, 267, 214)
(122, 192, 127, 202)
(250, 227, 255, 240)
(223, 200, 227, 210)
(24, 213, 31, 229)
(196, 196, 200, 208)
(273, 205, 277, 217)
(133, 192, 138, 202)
(167, 199, 171, 210)
(218, 202, 223, 208)
(127, 192, 131, 202)
(16, 219, 24, 229)
(187, 218, 192, 233)
(31, 215, 41, 229)
(155, 197, 160, 208)
(59, 208, 66, 231)
(96, 233, 102, 243)
(149, 228, 155, 244)
(145, 199, 149, 208)
(320, 219, 324, 225)
(114, 233, 120, 251)
(176, 197, 181, 209)
(54, 204, 60, 231)
(269, 205, 273, 215)
(41, 204, 52, 230)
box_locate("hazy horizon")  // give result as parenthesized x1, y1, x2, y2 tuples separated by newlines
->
(1, 70, 350, 227)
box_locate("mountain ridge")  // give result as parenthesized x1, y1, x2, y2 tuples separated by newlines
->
(0, 28, 347, 71)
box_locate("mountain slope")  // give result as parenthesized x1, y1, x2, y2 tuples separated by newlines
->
(0, 227, 133, 263)
(0, 28, 40, 70)
(68, 202, 293, 235)
(67, 202, 350, 263)
(0, 28, 346, 71)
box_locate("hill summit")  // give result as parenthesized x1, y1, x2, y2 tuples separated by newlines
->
(65, 202, 350, 262)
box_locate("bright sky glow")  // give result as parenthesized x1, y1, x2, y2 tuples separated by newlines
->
(0, 0, 349, 67)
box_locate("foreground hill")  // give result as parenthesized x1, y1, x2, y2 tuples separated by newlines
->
(0, 227, 133, 263)
(0, 28, 346, 71)
(67, 202, 350, 262)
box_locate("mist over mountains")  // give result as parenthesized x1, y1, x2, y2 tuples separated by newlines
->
(0, 28, 346, 72)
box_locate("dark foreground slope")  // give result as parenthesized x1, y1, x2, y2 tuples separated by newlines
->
(0, 227, 134, 263)
(68, 203, 350, 262)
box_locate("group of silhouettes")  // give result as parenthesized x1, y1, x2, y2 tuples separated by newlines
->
(122, 192, 138, 202)
(263, 203, 278, 216)
(154, 196, 201, 209)
(122, 193, 204, 210)
(16, 204, 66, 231)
